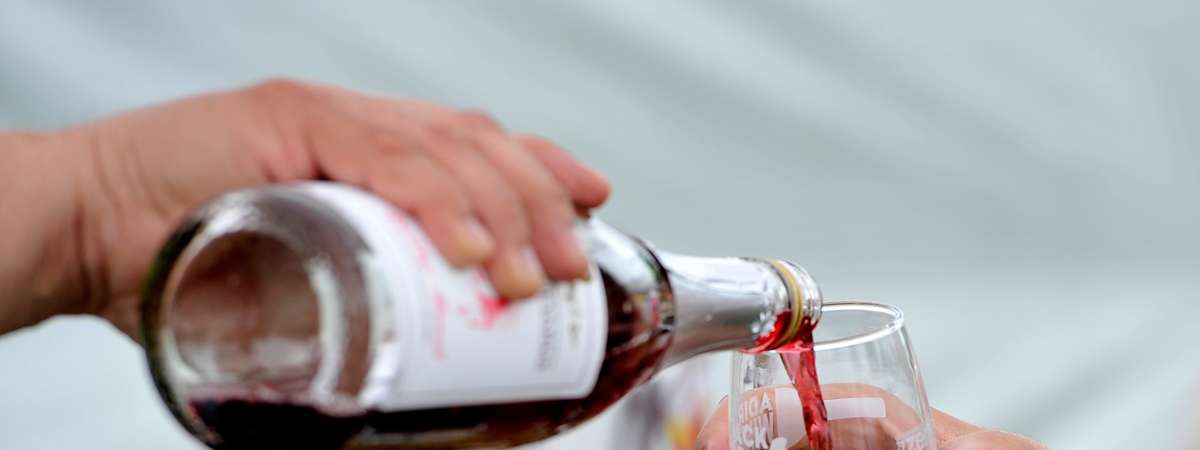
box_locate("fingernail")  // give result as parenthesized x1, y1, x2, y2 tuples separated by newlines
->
(588, 168, 609, 185)
(555, 229, 590, 279)
(519, 246, 544, 279)
(456, 217, 494, 258)
(494, 246, 545, 299)
(512, 246, 546, 297)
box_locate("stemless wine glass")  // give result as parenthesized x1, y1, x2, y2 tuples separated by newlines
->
(729, 301, 936, 450)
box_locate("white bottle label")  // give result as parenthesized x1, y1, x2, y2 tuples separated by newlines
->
(302, 182, 608, 411)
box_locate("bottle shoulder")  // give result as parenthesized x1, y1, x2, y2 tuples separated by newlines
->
(578, 218, 671, 297)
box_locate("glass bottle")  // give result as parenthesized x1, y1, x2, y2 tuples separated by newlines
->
(141, 182, 823, 449)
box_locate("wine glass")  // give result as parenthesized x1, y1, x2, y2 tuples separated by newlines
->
(728, 301, 936, 450)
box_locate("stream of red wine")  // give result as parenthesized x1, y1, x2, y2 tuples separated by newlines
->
(777, 324, 831, 450)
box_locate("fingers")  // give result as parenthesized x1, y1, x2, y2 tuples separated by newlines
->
(364, 148, 495, 267)
(934, 409, 1048, 450)
(301, 112, 495, 268)
(415, 125, 545, 297)
(422, 112, 595, 285)
(460, 114, 610, 211)
(931, 408, 985, 447)
(260, 79, 606, 300)
(519, 135, 610, 209)
(696, 395, 731, 450)
(474, 133, 590, 286)
(329, 95, 587, 293)
(944, 430, 1049, 450)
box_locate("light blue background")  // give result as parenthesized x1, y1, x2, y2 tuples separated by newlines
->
(2, 2, 1198, 449)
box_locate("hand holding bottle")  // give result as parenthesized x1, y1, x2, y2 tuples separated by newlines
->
(0, 79, 609, 337)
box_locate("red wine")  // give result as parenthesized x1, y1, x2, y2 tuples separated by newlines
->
(777, 321, 831, 450)
(191, 399, 364, 450)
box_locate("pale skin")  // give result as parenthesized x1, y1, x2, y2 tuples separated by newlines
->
(0, 79, 608, 337)
(698, 384, 1047, 450)
(0, 79, 1042, 448)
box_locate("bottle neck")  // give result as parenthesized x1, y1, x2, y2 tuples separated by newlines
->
(656, 252, 822, 367)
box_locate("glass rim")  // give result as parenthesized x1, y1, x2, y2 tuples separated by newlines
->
(811, 300, 905, 352)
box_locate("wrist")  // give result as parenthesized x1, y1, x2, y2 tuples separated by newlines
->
(0, 128, 96, 333)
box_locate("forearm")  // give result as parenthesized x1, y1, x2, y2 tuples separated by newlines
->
(0, 130, 88, 334)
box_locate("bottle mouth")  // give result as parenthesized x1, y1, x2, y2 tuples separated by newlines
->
(140, 190, 373, 445)
(762, 260, 824, 350)
(160, 228, 326, 399)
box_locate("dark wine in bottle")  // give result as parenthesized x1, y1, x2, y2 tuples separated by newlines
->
(141, 182, 823, 449)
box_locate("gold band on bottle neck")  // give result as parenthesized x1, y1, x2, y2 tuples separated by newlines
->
(765, 259, 813, 350)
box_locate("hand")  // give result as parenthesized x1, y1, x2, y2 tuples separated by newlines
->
(696, 384, 1046, 450)
(0, 79, 609, 337)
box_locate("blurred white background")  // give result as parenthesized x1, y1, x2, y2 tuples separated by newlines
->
(2, 2, 1198, 449)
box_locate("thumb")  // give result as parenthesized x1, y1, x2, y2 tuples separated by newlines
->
(944, 430, 1049, 450)
(934, 409, 1047, 450)
(696, 395, 731, 450)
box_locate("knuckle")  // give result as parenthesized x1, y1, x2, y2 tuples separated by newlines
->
(363, 165, 401, 198)
(424, 121, 455, 138)
(419, 122, 462, 151)
(421, 181, 472, 212)
(366, 128, 418, 154)
(242, 78, 328, 115)
(526, 185, 574, 220)
(483, 200, 530, 241)
(491, 202, 528, 234)
(458, 110, 504, 132)
(247, 78, 314, 101)
(518, 134, 555, 151)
